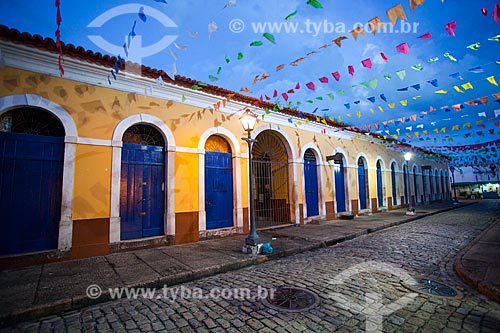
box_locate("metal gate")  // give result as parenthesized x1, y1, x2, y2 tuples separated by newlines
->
(205, 151, 233, 229)
(120, 125, 165, 240)
(0, 132, 64, 255)
(358, 159, 367, 209)
(334, 161, 346, 212)
(304, 149, 319, 217)
(376, 161, 383, 207)
(252, 131, 290, 229)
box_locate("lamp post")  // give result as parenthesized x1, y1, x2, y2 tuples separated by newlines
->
(240, 109, 262, 247)
(450, 165, 458, 203)
(404, 152, 416, 216)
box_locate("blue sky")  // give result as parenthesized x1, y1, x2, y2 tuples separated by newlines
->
(1, 0, 499, 165)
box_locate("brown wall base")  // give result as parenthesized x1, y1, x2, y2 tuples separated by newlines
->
(299, 204, 304, 225)
(71, 218, 110, 259)
(371, 198, 378, 213)
(325, 201, 335, 220)
(175, 211, 199, 244)
(388, 197, 393, 210)
(351, 199, 359, 216)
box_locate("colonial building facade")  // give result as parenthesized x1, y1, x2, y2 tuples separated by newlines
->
(0, 27, 451, 263)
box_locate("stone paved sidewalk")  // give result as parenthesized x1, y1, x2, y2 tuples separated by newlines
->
(0, 200, 488, 327)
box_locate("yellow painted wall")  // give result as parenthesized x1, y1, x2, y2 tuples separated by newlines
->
(72, 144, 112, 220)
(174, 152, 199, 212)
(1, 66, 449, 221)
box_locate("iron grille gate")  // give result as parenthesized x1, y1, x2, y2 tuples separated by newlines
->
(253, 159, 290, 229)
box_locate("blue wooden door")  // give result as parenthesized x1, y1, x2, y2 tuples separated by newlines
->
(376, 162, 383, 207)
(0, 132, 63, 255)
(120, 143, 165, 240)
(205, 151, 233, 229)
(391, 164, 397, 206)
(334, 162, 346, 212)
(304, 150, 319, 217)
(358, 161, 367, 209)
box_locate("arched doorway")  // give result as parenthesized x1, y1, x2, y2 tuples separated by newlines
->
(334, 156, 346, 213)
(376, 160, 383, 207)
(205, 135, 233, 229)
(0, 108, 65, 255)
(120, 124, 165, 240)
(358, 158, 368, 210)
(252, 131, 290, 228)
(391, 163, 397, 206)
(304, 149, 319, 217)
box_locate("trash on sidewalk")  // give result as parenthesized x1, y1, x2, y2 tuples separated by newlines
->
(242, 244, 261, 254)
(260, 242, 273, 255)
(405, 208, 416, 216)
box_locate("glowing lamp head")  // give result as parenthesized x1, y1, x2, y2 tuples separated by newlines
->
(239, 109, 258, 132)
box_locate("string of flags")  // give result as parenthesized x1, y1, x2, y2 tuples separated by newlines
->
(251, 22, 499, 113)
(55, 0, 63, 77)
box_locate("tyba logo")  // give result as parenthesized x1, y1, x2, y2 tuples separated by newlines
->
(87, 4, 177, 65)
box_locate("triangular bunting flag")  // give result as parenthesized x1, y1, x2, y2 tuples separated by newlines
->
(361, 58, 373, 69)
(427, 79, 438, 87)
(386, 4, 407, 27)
(348, 65, 355, 76)
(396, 42, 409, 54)
(461, 82, 473, 90)
(449, 72, 463, 80)
(487, 76, 498, 86)
(396, 69, 406, 80)
(368, 17, 385, 35)
(350, 27, 366, 40)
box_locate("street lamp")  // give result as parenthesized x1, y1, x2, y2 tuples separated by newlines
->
(240, 109, 262, 248)
(449, 165, 458, 204)
(404, 152, 416, 216)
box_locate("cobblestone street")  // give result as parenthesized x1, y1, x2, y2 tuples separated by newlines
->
(3, 201, 500, 333)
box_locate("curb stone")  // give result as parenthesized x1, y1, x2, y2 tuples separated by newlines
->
(453, 217, 500, 303)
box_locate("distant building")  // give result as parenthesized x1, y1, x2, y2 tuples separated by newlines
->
(452, 166, 500, 199)
(0, 26, 452, 264)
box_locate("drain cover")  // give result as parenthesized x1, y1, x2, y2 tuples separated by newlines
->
(404, 278, 460, 298)
(263, 287, 319, 312)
